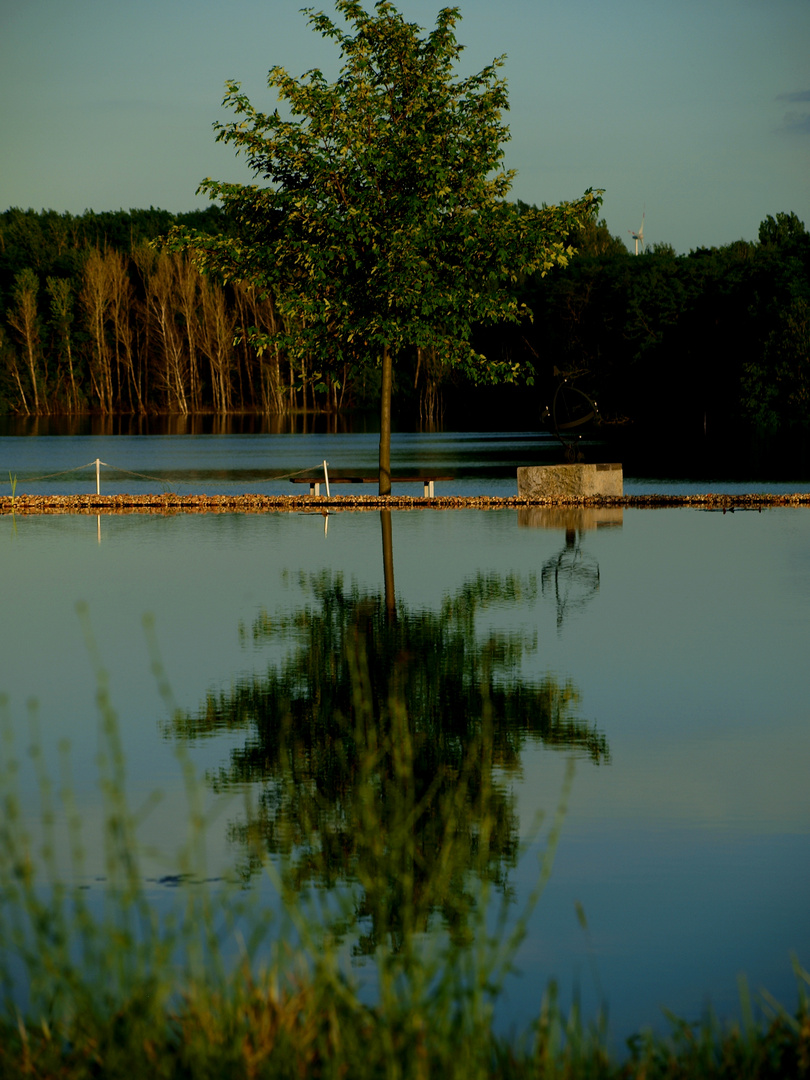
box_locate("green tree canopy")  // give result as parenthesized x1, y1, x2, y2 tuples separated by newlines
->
(758, 211, 807, 249)
(171, 0, 600, 490)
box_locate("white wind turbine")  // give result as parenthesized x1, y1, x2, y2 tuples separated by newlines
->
(628, 210, 645, 255)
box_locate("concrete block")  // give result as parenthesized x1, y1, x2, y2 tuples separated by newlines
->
(516, 463, 623, 499)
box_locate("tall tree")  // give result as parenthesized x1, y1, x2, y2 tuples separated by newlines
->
(46, 275, 79, 412)
(7, 269, 43, 414)
(144, 252, 190, 415)
(198, 276, 236, 414)
(106, 251, 143, 414)
(171, 0, 599, 491)
(79, 249, 114, 413)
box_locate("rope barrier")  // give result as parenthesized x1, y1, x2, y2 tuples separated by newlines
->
(96, 462, 323, 487)
(2, 459, 327, 492)
(4, 461, 100, 483)
(95, 464, 174, 490)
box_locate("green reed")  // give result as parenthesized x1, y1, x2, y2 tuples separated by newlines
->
(0, 617, 808, 1079)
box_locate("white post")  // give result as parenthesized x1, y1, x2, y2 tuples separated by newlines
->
(323, 460, 331, 498)
(96, 458, 101, 496)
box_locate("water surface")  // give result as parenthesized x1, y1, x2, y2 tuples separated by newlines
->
(2, 500, 808, 1042)
(3, 429, 810, 498)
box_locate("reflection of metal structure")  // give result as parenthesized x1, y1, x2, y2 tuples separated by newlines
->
(541, 533, 600, 630)
(541, 368, 601, 463)
(519, 507, 621, 630)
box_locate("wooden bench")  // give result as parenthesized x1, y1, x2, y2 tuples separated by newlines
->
(290, 475, 452, 497)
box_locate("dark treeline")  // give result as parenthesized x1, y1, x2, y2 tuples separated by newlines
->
(515, 209, 810, 444)
(1, 206, 808, 437)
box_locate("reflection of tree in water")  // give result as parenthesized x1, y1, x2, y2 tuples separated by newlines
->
(170, 569, 609, 953)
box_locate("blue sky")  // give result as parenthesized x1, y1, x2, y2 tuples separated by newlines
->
(1, 0, 808, 253)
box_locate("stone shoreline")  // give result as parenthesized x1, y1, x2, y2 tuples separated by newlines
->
(2, 492, 809, 515)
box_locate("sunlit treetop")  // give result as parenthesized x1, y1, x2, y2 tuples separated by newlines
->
(173, 0, 599, 370)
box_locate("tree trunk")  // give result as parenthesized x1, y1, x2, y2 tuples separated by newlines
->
(8, 355, 30, 414)
(80, 249, 113, 413)
(379, 344, 392, 495)
(8, 270, 42, 413)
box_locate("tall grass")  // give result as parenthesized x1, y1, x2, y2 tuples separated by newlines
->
(0, 620, 808, 1078)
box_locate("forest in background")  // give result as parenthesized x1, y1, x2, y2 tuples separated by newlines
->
(1, 205, 808, 441)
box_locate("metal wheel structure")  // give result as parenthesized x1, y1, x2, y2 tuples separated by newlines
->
(542, 369, 602, 462)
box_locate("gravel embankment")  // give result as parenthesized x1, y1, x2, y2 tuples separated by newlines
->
(2, 492, 809, 515)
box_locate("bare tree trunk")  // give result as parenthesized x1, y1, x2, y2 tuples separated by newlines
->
(338, 362, 349, 410)
(176, 257, 202, 411)
(131, 244, 156, 412)
(255, 291, 285, 413)
(11, 360, 31, 414)
(3, 328, 30, 413)
(417, 345, 444, 429)
(46, 276, 79, 412)
(232, 284, 247, 410)
(144, 253, 188, 415)
(8, 269, 43, 413)
(80, 249, 114, 413)
(199, 278, 235, 413)
(379, 344, 392, 495)
(107, 251, 144, 414)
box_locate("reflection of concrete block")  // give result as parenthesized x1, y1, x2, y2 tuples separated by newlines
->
(517, 463, 623, 498)
(517, 507, 624, 530)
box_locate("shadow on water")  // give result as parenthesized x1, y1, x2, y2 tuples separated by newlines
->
(166, 513, 609, 954)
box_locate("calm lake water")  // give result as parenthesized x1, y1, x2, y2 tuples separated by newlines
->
(1, 429, 809, 1044)
(3, 425, 810, 498)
